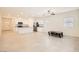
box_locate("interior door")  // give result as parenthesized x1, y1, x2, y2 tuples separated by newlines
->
(2, 18, 12, 31)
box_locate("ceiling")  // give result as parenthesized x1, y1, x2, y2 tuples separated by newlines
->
(0, 7, 79, 18)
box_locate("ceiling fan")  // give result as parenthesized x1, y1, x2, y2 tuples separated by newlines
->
(47, 9, 55, 15)
(37, 9, 56, 18)
(38, 8, 55, 17)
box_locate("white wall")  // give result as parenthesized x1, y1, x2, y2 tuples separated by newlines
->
(37, 9, 79, 37)
(0, 17, 2, 37)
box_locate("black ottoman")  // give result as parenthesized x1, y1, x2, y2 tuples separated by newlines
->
(48, 31, 63, 38)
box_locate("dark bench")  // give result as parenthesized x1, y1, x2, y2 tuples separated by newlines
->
(48, 31, 63, 38)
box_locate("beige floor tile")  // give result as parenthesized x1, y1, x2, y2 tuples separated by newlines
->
(0, 31, 79, 52)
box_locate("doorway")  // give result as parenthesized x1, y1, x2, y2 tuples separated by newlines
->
(2, 17, 12, 31)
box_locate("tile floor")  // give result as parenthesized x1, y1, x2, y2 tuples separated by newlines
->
(0, 31, 79, 52)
